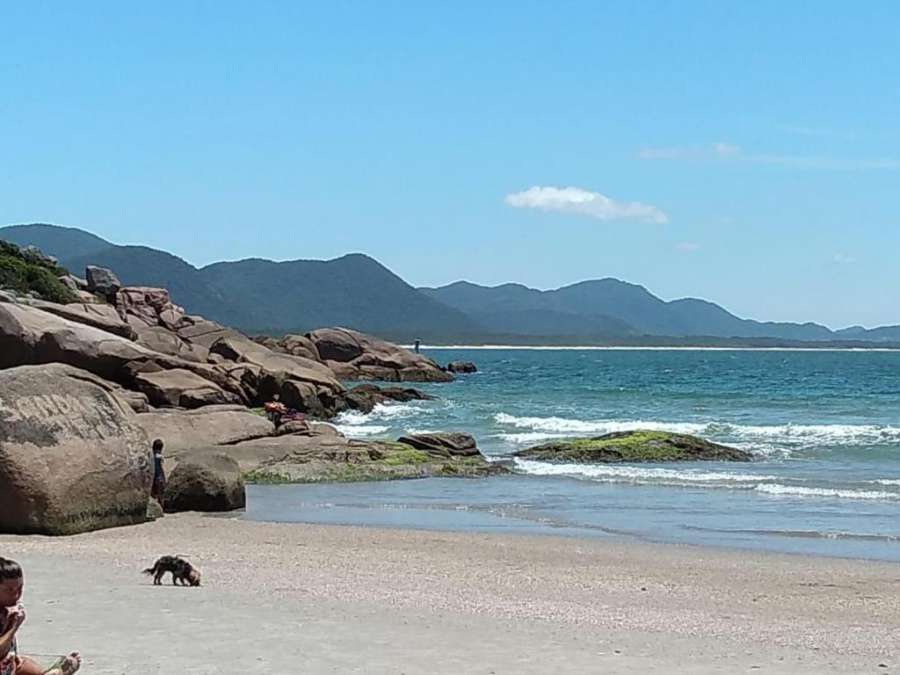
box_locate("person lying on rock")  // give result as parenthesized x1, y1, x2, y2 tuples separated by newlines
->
(0, 557, 81, 675)
(150, 438, 167, 507)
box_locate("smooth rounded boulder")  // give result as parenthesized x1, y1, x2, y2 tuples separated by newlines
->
(307, 327, 453, 383)
(163, 453, 246, 513)
(0, 363, 152, 535)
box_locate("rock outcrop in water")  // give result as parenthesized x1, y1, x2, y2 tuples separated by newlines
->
(243, 432, 506, 483)
(515, 430, 752, 463)
(446, 360, 477, 374)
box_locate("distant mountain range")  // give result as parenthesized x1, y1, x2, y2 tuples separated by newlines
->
(1, 223, 897, 345)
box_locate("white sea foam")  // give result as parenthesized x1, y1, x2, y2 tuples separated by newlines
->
(496, 432, 568, 444)
(754, 484, 899, 501)
(334, 410, 371, 426)
(334, 424, 391, 438)
(368, 402, 431, 419)
(514, 459, 778, 484)
(334, 402, 431, 428)
(515, 459, 900, 500)
(493, 413, 900, 448)
(494, 413, 707, 435)
(872, 478, 900, 486)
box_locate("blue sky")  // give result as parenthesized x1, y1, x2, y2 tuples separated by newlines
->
(2, 2, 899, 328)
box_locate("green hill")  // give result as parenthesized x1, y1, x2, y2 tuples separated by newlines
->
(0, 224, 483, 340)
(3, 223, 897, 344)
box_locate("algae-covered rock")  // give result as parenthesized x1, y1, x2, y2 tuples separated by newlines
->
(242, 435, 507, 484)
(515, 430, 752, 463)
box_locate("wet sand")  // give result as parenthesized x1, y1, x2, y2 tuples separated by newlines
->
(2, 513, 898, 673)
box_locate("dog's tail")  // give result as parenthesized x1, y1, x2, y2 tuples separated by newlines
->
(142, 562, 158, 575)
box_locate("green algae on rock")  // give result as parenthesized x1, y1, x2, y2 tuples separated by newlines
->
(242, 433, 508, 484)
(514, 430, 752, 463)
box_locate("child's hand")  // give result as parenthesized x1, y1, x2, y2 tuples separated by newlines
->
(2, 605, 25, 633)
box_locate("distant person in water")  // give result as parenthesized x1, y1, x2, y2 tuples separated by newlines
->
(414, 339, 421, 354)
(0, 557, 81, 675)
(150, 439, 166, 506)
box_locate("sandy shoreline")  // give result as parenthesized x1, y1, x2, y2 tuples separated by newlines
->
(2, 513, 898, 673)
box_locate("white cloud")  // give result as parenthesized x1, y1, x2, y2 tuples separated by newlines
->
(832, 253, 856, 265)
(711, 142, 741, 157)
(676, 242, 701, 252)
(638, 142, 900, 170)
(504, 186, 668, 224)
(637, 142, 739, 160)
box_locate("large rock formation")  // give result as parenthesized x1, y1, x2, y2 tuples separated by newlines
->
(116, 286, 186, 331)
(0, 363, 152, 535)
(514, 430, 753, 463)
(253, 334, 320, 362)
(0, 302, 248, 404)
(133, 325, 209, 363)
(0, 248, 491, 533)
(134, 405, 275, 451)
(25, 298, 136, 340)
(209, 334, 344, 416)
(163, 453, 246, 513)
(133, 368, 239, 409)
(306, 327, 453, 382)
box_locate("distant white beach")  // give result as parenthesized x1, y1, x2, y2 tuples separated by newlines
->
(407, 344, 899, 352)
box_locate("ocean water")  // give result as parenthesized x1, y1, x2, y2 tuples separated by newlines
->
(245, 348, 900, 561)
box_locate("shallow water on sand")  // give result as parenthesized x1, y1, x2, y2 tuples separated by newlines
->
(245, 348, 900, 561)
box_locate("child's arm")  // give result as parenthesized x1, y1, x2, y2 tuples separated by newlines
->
(0, 608, 24, 658)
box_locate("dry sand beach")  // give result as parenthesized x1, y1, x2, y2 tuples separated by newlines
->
(2, 514, 898, 674)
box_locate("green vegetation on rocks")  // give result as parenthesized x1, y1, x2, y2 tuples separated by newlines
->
(376, 444, 431, 466)
(515, 430, 752, 463)
(0, 240, 77, 304)
(242, 436, 508, 485)
(243, 469, 295, 484)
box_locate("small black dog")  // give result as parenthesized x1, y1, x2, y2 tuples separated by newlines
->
(143, 555, 202, 587)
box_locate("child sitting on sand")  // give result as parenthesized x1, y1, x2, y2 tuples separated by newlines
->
(0, 557, 81, 675)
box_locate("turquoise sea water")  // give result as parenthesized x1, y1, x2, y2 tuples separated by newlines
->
(245, 349, 900, 561)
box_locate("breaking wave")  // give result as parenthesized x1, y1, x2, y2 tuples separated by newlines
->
(514, 459, 900, 501)
(494, 413, 900, 450)
(514, 459, 777, 484)
(753, 484, 900, 501)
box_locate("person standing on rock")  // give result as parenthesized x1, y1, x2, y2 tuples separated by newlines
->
(150, 439, 167, 507)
